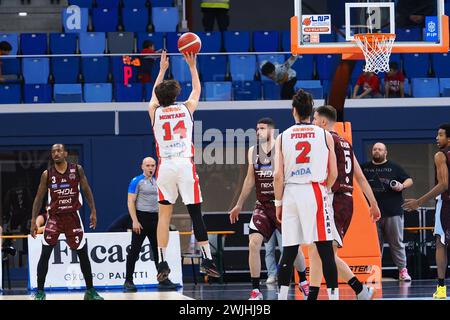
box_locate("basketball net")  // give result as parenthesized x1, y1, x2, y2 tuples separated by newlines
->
(354, 33, 396, 74)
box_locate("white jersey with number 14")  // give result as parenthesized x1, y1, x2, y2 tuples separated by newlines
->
(281, 123, 329, 184)
(153, 104, 194, 158)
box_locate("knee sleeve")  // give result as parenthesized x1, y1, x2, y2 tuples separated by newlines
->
(278, 245, 299, 287)
(315, 241, 338, 289)
(187, 204, 208, 242)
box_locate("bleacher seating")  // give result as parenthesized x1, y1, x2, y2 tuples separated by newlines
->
(198, 55, 227, 82)
(51, 57, 80, 83)
(82, 57, 110, 83)
(295, 80, 323, 99)
(22, 58, 50, 84)
(92, 8, 119, 32)
(122, 8, 149, 32)
(54, 84, 83, 102)
(24, 84, 52, 103)
(0, 33, 19, 55)
(137, 32, 164, 51)
(411, 78, 439, 97)
(50, 33, 77, 54)
(20, 33, 47, 55)
(115, 83, 143, 102)
(403, 53, 430, 78)
(171, 55, 191, 83)
(233, 81, 261, 100)
(229, 55, 256, 81)
(223, 31, 250, 52)
(253, 31, 279, 52)
(152, 7, 179, 32)
(204, 81, 232, 101)
(96, 0, 120, 8)
(68, 0, 93, 8)
(432, 53, 450, 78)
(123, 0, 148, 8)
(84, 83, 113, 102)
(0, 84, 21, 104)
(79, 32, 106, 54)
(107, 32, 135, 54)
(197, 32, 222, 53)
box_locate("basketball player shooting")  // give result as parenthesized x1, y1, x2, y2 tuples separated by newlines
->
(148, 51, 220, 282)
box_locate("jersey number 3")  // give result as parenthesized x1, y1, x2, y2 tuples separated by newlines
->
(162, 121, 187, 141)
(296, 142, 311, 164)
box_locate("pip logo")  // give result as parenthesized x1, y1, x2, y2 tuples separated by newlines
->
(122, 55, 141, 86)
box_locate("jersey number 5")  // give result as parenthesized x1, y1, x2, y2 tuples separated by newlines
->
(162, 121, 187, 141)
(296, 141, 311, 164)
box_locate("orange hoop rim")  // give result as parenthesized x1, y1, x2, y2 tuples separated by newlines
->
(354, 33, 396, 44)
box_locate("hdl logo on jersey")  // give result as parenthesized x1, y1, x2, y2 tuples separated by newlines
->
(302, 15, 331, 34)
(425, 16, 439, 42)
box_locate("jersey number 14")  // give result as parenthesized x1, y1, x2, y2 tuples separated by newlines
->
(162, 120, 187, 141)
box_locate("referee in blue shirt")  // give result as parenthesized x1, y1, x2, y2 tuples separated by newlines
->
(124, 157, 176, 291)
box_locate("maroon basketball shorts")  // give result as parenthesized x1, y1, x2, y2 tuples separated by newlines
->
(43, 211, 86, 250)
(332, 192, 354, 240)
(249, 201, 279, 240)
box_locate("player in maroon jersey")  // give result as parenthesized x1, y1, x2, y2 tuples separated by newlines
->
(30, 144, 103, 300)
(229, 118, 309, 300)
(311, 105, 381, 300)
(403, 123, 450, 299)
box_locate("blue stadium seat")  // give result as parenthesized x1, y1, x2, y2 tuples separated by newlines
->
(54, 84, 83, 103)
(402, 53, 430, 78)
(0, 33, 19, 55)
(122, 8, 149, 32)
(123, 0, 148, 7)
(24, 84, 52, 103)
(62, 7, 89, 33)
(79, 32, 106, 54)
(84, 83, 113, 102)
(253, 31, 279, 52)
(96, 0, 120, 8)
(229, 55, 256, 81)
(223, 31, 250, 52)
(197, 32, 222, 53)
(0, 84, 21, 104)
(51, 57, 80, 83)
(439, 78, 450, 96)
(396, 28, 422, 41)
(281, 30, 290, 52)
(1, 58, 21, 79)
(432, 53, 450, 78)
(68, 0, 93, 8)
(294, 80, 323, 99)
(50, 33, 77, 54)
(351, 59, 365, 82)
(111, 56, 138, 83)
(107, 32, 135, 54)
(144, 82, 154, 101)
(262, 82, 280, 100)
(316, 54, 340, 80)
(411, 78, 439, 97)
(20, 33, 47, 55)
(137, 32, 164, 51)
(178, 82, 192, 101)
(165, 32, 182, 52)
(171, 55, 191, 83)
(22, 58, 49, 84)
(198, 55, 227, 81)
(204, 81, 232, 101)
(233, 81, 261, 100)
(151, 0, 173, 6)
(289, 54, 314, 80)
(390, 54, 402, 70)
(323, 80, 352, 99)
(82, 57, 110, 83)
(257, 54, 285, 82)
(152, 7, 179, 32)
(92, 8, 119, 32)
(115, 83, 143, 102)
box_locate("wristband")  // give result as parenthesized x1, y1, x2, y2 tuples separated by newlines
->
(274, 200, 282, 207)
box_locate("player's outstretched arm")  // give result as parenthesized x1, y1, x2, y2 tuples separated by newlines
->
(325, 131, 338, 190)
(184, 52, 201, 114)
(273, 135, 284, 222)
(148, 50, 169, 122)
(229, 147, 256, 224)
(403, 152, 448, 211)
(78, 165, 97, 229)
(31, 170, 48, 238)
(353, 155, 381, 222)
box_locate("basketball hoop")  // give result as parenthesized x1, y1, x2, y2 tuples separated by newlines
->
(354, 33, 396, 74)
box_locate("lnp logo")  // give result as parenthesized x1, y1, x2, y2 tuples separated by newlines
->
(302, 15, 331, 35)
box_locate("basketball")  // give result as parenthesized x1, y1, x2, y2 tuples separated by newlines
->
(177, 32, 202, 54)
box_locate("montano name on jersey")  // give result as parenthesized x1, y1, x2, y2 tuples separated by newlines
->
(153, 104, 194, 158)
(281, 123, 329, 184)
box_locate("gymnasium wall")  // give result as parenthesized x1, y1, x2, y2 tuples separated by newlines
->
(0, 98, 448, 231)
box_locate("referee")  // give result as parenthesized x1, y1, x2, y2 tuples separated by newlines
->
(124, 157, 177, 291)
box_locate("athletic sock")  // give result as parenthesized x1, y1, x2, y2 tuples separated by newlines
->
(158, 247, 167, 263)
(278, 285, 289, 300)
(297, 270, 307, 283)
(327, 288, 339, 300)
(307, 286, 320, 300)
(251, 277, 260, 290)
(348, 276, 363, 295)
(438, 278, 446, 287)
(200, 243, 212, 260)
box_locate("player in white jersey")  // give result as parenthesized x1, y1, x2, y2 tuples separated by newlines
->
(148, 51, 220, 281)
(274, 89, 340, 300)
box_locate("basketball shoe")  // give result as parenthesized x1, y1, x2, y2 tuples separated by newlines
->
(433, 285, 447, 299)
(356, 285, 376, 300)
(84, 288, 104, 300)
(33, 290, 46, 300)
(249, 289, 263, 300)
(399, 268, 412, 281)
(200, 258, 221, 278)
(157, 260, 171, 282)
(299, 280, 310, 299)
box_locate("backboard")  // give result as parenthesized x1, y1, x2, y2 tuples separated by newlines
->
(291, 0, 449, 58)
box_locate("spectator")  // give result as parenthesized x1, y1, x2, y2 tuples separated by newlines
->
(0, 41, 12, 82)
(139, 40, 159, 85)
(396, 0, 436, 28)
(201, 0, 230, 32)
(353, 70, 382, 99)
(361, 142, 414, 281)
(384, 61, 405, 98)
(124, 157, 177, 292)
(260, 56, 298, 100)
(264, 229, 281, 284)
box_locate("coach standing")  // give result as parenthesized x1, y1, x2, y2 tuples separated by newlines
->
(362, 142, 414, 281)
(124, 157, 177, 292)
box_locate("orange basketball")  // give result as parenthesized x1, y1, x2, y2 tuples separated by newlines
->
(177, 32, 202, 54)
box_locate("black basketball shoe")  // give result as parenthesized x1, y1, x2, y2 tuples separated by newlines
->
(157, 261, 171, 282)
(200, 259, 221, 278)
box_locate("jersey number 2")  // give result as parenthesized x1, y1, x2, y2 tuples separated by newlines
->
(162, 121, 187, 141)
(296, 142, 311, 164)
